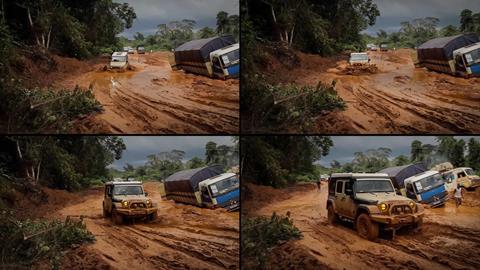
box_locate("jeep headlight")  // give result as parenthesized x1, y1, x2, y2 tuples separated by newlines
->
(408, 201, 415, 211)
(378, 203, 388, 212)
(122, 201, 129, 208)
(146, 199, 152, 207)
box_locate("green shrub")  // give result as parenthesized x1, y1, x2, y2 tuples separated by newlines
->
(0, 81, 103, 133)
(0, 215, 95, 268)
(241, 212, 302, 269)
(243, 74, 346, 132)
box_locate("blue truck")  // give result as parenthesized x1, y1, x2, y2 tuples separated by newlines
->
(164, 165, 239, 211)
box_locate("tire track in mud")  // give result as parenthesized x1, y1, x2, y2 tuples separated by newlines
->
(290, 49, 480, 133)
(248, 185, 480, 270)
(54, 182, 239, 270)
(57, 52, 239, 133)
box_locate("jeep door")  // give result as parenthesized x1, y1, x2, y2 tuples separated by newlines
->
(335, 180, 350, 217)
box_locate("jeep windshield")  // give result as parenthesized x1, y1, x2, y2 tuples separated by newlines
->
(355, 180, 394, 193)
(209, 175, 239, 197)
(465, 168, 476, 176)
(113, 185, 144, 195)
(413, 173, 444, 193)
(112, 56, 126, 62)
(350, 54, 368, 61)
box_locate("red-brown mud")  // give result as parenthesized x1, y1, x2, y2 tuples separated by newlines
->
(56, 52, 239, 133)
(245, 183, 480, 270)
(267, 49, 480, 134)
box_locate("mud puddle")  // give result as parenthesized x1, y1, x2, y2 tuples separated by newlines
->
(52, 182, 239, 270)
(58, 52, 239, 133)
(270, 49, 480, 133)
(246, 183, 480, 270)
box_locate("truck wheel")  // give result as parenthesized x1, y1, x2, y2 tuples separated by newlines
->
(356, 213, 379, 241)
(327, 205, 337, 225)
(112, 209, 123, 225)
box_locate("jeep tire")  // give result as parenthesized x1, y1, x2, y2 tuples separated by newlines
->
(327, 205, 337, 225)
(148, 211, 158, 222)
(103, 203, 109, 218)
(112, 208, 123, 225)
(356, 213, 379, 241)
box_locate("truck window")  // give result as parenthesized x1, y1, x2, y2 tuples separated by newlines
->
(220, 49, 239, 67)
(336, 181, 344, 194)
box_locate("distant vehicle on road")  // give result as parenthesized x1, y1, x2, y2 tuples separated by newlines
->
(442, 167, 480, 192)
(416, 33, 480, 77)
(380, 44, 389, 51)
(110, 52, 129, 69)
(127, 47, 135, 54)
(347, 52, 378, 74)
(137, 46, 145, 54)
(370, 45, 378, 51)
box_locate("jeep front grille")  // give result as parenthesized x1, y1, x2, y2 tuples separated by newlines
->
(130, 202, 146, 209)
(391, 205, 413, 215)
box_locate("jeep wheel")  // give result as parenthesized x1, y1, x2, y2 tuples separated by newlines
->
(327, 205, 337, 225)
(112, 209, 123, 225)
(148, 212, 158, 222)
(414, 218, 423, 232)
(356, 213, 379, 241)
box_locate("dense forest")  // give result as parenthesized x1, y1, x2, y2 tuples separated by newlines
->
(0, 1, 238, 133)
(121, 11, 239, 52)
(366, 9, 480, 49)
(242, 136, 480, 188)
(111, 138, 240, 181)
(241, 0, 380, 132)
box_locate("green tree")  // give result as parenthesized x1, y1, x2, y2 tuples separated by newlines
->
(197, 27, 216, 38)
(466, 138, 480, 171)
(393, 155, 410, 166)
(411, 140, 423, 162)
(242, 136, 332, 187)
(187, 157, 205, 169)
(216, 11, 229, 35)
(134, 32, 144, 41)
(440, 25, 460, 36)
(205, 141, 219, 164)
(460, 9, 475, 32)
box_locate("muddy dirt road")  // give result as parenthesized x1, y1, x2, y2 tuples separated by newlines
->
(245, 183, 480, 270)
(50, 182, 239, 270)
(271, 49, 480, 133)
(58, 52, 239, 133)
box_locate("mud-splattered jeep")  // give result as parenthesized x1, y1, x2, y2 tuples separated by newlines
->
(103, 181, 158, 224)
(327, 173, 424, 240)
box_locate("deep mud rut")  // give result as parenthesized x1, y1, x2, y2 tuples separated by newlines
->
(51, 182, 239, 270)
(275, 49, 480, 134)
(58, 52, 239, 133)
(247, 183, 480, 270)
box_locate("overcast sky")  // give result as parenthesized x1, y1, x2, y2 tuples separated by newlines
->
(318, 136, 477, 167)
(114, 0, 239, 38)
(365, 0, 480, 36)
(111, 136, 234, 170)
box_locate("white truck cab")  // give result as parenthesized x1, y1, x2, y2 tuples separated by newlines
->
(209, 43, 240, 79)
(452, 42, 480, 77)
(110, 52, 129, 69)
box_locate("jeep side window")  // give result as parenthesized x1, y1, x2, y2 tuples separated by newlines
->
(336, 181, 344, 194)
(458, 172, 466, 178)
(345, 181, 352, 194)
(107, 186, 112, 197)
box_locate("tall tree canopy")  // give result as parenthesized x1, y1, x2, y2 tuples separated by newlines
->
(242, 136, 333, 187)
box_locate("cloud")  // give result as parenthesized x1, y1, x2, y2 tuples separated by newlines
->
(366, 0, 480, 35)
(115, 0, 239, 38)
(111, 136, 234, 169)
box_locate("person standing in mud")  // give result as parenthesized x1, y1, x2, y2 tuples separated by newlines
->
(454, 185, 464, 207)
